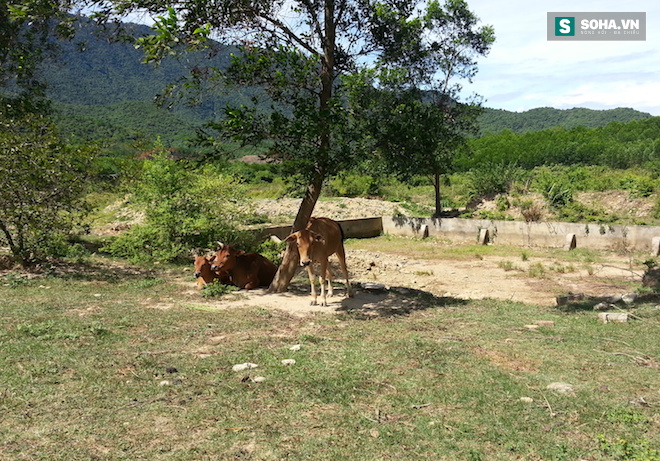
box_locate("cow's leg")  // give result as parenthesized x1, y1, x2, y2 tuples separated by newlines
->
(306, 265, 318, 305)
(336, 244, 352, 297)
(325, 265, 334, 298)
(318, 259, 329, 306)
(244, 262, 260, 290)
(244, 278, 258, 290)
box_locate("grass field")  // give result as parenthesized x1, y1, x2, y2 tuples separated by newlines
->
(1, 254, 658, 460)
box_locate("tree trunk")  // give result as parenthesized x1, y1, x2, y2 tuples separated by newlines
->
(268, 173, 324, 293)
(269, 0, 336, 293)
(432, 170, 442, 218)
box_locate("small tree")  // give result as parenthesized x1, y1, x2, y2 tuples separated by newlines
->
(346, 0, 493, 217)
(0, 112, 93, 267)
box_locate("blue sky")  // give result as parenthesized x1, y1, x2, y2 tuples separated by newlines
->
(462, 1, 660, 115)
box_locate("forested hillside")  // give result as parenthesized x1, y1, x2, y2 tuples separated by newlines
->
(478, 107, 652, 134)
(465, 117, 660, 170)
(40, 17, 655, 152)
(43, 17, 249, 149)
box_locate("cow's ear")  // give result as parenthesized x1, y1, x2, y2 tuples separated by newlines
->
(285, 234, 297, 243)
(237, 250, 246, 255)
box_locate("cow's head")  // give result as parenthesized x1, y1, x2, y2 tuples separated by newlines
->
(211, 244, 242, 273)
(193, 255, 215, 280)
(285, 230, 325, 267)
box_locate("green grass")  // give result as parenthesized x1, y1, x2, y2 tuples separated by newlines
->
(1, 258, 659, 460)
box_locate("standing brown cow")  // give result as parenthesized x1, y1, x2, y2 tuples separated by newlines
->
(211, 244, 278, 290)
(193, 255, 231, 290)
(285, 217, 351, 306)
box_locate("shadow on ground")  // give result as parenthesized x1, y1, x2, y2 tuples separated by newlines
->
(1, 259, 158, 284)
(337, 285, 469, 319)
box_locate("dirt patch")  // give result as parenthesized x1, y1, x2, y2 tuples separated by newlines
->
(184, 247, 643, 315)
(86, 196, 648, 314)
(178, 197, 647, 314)
(253, 197, 406, 223)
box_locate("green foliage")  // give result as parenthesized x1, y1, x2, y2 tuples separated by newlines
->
(54, 101, 200, 149)
(531, 166, 575, 208)
(200, 281, 239, 298)
(555, 201, 613, 224)
(478, 107, 652, 135)
(1, 0, 75, 108)
(102, 143, 253, 262)
(0, 112, 93, 266)
(653, 197, 660, 220)
(598, 435, 660, 461)
(222, 161, 281, 184)
(255, 239, 286, 267)
(468, 118, 660, 171)
(468, 162, 524, 196)
(327, 173, 381, 197)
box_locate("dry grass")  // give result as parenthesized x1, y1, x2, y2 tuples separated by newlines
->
(1, 252, 659, 460)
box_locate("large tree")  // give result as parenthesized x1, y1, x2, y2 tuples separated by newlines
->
(86, 0, 493, 290)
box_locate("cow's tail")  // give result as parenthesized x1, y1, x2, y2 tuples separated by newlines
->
(337, 221, 345, 241)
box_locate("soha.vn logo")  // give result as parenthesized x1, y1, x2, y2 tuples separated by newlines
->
(548, 12, 645, 41)
(555, 17, 575, 36)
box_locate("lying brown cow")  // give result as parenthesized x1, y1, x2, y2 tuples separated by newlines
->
(285, 217, 351, 306)
(193, 255, 231, 290)
(211, 244, 278, 290)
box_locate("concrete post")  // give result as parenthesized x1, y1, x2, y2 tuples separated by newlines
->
(651, 236, 660, 256)
(478, 228, 490, 245)
(565, 233, 577, 250)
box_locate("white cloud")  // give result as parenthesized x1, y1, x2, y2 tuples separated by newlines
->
(462, 0, 660, 115)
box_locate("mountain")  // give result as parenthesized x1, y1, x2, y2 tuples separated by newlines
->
(478, 107, 652, 135)
(41, 17, 247, 149)
(36, 17, 655, 150)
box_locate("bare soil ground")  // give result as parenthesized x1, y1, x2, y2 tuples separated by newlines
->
(182, 248, 642, 315)
(180, 198, 646, 315)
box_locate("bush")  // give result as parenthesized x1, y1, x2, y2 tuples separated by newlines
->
(531, 167, 575, 208)
(327, 173, 381, 197)
(201, 281, 239, 298)
(620, 173, 656, 198)
(468, 162, 524, 196)
(256, 239, 286, 266)
(102, 145, 254, 262)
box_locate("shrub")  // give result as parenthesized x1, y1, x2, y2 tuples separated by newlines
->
(256, 239, 286, 267)
(201, 281, 239, 298)
(620, 173, 656, 198)
(531, 167, 575, 208)
(468, 162, 523, 196)
(515, 199, 544, 222)
(327, 173, 381, 197)
(102, 145, 254, 262)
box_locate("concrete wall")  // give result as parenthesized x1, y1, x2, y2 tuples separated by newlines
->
(260, 216, 660, 252)
(258, 217, 383, 241)
(382, 216, 660, 252)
